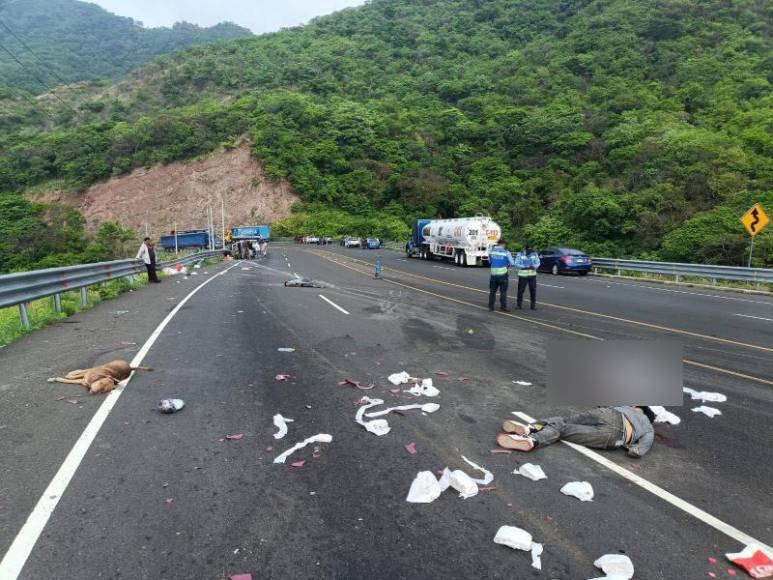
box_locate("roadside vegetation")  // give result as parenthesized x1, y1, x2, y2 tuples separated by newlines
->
(1, 0, 771, 272)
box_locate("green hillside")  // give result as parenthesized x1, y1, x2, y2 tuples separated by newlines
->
(1, 0, 772, 272)
(0, 0, 251, 95)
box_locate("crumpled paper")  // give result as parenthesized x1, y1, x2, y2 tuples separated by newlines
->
(403, 378, 440, 397)
(692, 405, 722, 418)
(273, 434, 333, 464)
(450, 470, 479, 499)
(388, 371, 412, 385)
(406, 471, 442, 503)
(593, 554, 634, 579)
(725, 544, 773, 579)
(684, 387, 727, 403)
(272, 414, 294, 439)
(560, 481, 594, 502)
(513, 463, 547, 481)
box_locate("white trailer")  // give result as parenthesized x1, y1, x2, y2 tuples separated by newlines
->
(409, 216, 502, 266)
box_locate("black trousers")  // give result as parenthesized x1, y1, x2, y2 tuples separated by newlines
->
(145, 263, 160, 283)
(517, 276, 536, 307)
(489, 275, 509, 309)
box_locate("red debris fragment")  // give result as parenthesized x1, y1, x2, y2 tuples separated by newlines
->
(434, 371, 449, 376)
(266, 446, 273, 451)
(404, 442, 417, 455)
(726, 546, 773, 579)
(165, 498, 174, 504)
(457, 377, 469, 382)
(391, 410, 408, 416)
(275, 374, 291, 381)
(490, 449, 512, 454)
(389, 388, 400, 394)
(225, 433, 244, 441)
(229, 574, 253, 580)
(709, 558, 718, 564)
(337, 379, 361, 388)
(479, 486, 497, 492)
(708, 573, 716, 578)
(290, 460, 305, 468)
(727, 570, 737, 576)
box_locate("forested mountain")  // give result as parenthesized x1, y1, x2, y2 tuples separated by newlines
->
(1, 0, 772, 271)
(0, 0, 251, 94)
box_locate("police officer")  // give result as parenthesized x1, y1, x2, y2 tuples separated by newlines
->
(488, 239, 515, 312)
(515, 242, 540, 309)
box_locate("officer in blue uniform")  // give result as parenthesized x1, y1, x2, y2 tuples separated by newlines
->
(488, 239, 515, 312)
(515, 242, 541, 309)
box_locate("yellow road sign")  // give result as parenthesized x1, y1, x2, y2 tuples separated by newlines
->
(740, 203, 769, 237)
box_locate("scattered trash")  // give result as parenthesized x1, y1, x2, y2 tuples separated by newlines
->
(229, 574, 253, 580)
(272, 414, 295, 440)
(277, 348, 296, 352)
(225, 433, 244, 441)
(560, 481, 594, 501)
(404, 442, 417, 455)
(513, 463, 547, 481)
(403, 378, 440, 397)
(240, 267, 251, 271)
(725, 544, 773, 578)
(406, 471, 442, 504)
(684, 387, 727, 403)
(457, 376, 469, 382)
(450, 469, 479, 499)
(692, 406, 722, 418)
(512, 380, 532, 386)
(158, 399, 185, 414)
(163, 265, 188, 276)
(493, 525, 532, 551)
(388, 371, 411, 385)
(275, 374, 292, 381)
(461, 455, 494, 485)
(466, 328, 475, 335)
(708, 557, 718, 564)
(650, 405, 681, 425)
(434, 371, 449, 376)
(355, 397, 391, 436)
(364, 402, 439, 418)
(531, 542, 544, 571)
(290, 460, 305, 468)
(274, 434, 333, 464)
(284, 278, 330, 288)
(338, 378, 373, 389)
(479, 486, 497, 492)
(438, 467, 452, 491)
(165, 497, 174, 504)
(110, 310, 130, 316)
(490, 449, 512, 454)
(594, 554, 635, 579)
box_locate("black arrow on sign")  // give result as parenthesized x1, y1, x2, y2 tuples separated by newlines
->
(750, 208, 760, 233)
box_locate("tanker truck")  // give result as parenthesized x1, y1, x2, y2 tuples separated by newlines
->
(405, 216, 501, 266)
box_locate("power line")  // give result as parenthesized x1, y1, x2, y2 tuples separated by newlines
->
(0, 18, 70, 86)
(0, 38, 58, 96)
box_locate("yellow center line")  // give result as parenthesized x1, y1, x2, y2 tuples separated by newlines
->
(310, 250, 773, 387)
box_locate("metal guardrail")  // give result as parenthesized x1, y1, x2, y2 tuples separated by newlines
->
(0, 250, 222, 328)
(591, 257, 773, 285)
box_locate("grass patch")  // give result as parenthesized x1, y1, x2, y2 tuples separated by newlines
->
(0, 275, 147, 347)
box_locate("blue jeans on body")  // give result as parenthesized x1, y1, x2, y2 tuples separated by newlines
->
(489, 275, 509, 309)
(531, 408, 626, 449)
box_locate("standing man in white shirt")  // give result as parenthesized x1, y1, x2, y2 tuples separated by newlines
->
(136, 237, 161, 283)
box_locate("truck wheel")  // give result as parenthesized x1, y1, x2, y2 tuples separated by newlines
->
(454, 251, 461, 266)
(551, 264, 559, 276)
(461, 252, 468, 267)
(406, 247, 412, 258)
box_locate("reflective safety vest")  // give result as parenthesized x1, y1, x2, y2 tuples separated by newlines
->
(515, 251, 540, 277)
(489, 247, 514, 276)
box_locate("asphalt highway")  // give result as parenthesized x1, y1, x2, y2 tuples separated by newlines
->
(1, 245, 771, 579)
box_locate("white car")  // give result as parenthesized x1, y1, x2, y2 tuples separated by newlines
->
(304, 235, 320, 244)
(344, 237, 361, 248)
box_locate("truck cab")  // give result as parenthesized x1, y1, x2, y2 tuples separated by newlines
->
(405, 219, 431, 257)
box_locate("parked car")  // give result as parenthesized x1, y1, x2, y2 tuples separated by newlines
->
(343, 236, 362, 248)
(364, 238, 381, 249)
(303, 235, 320, 244)
(538, 247, 592, 275)
(320, 236, 333, 245)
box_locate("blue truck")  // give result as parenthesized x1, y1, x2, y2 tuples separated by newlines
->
(405, 219, 432, 257)
(231, 225, 270, 240)
(160, 230, 211, 251)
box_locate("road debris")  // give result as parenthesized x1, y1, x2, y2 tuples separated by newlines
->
(225, 433, 244, 441)
(272, 414, 295, 439)
(450, 470, 479, 499)
(404, 442, 417, 455)
(560, 481, 594, 501)
(364, 402, 440, 418)
(531, 542, 544, 571)
(284, 277, 331, 288)
(229, 574, 253, 580)
(650, 405, 681, 425)
(403, 378, 440, 397)
(274, 434, 333, 464)
(692, 406, 722, 418)
(490, 449, 512, 454)
(158, 399, 185, 414)
(461, 456, 494, 485)
(388, 371, 411, 385)
(684, 387, 727, 403)
(512, 380, 532, 386)
(593, 554, 635, 579)
(406, 471, 442, 503)
(275, 374, 292, 381)
(355, 397, 391, 436)
(290, 460, 305, 468)
(725, 544, 773, 578)
(277, 348, 296, 352)
(513, 463, 547, 481)
(434, 371, 449, 376)
(493, 525, 532, 551)
(165, 498, 174, 504)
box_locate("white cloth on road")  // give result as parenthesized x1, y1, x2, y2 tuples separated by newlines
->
(272, 414, 294, 440)
(273, 434, 332, 464)
(692, 405, 722, 418)
(650, 405, 681, 425)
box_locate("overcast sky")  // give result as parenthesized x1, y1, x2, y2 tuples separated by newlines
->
(90, 0, 367, 34)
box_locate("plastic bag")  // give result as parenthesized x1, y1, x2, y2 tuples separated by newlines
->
(692, 406, 722, 418)
(650, 405, 681, 425)
(450, 470, 479, 499)
(725, 544, 773, 579)
(560, 481, 594, 502)
(406, 471, 442, 503)
(272, 414, 294, 440)
(593, 554, 634, 579)
(684, 387, 727, 403)
(513, 463, 547, 481)
(388, 371, 411, 385)
(157, 399, 184, 414)
(493, 526, 533, 551)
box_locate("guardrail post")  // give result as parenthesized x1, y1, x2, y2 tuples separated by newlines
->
(18, 303, 30, 329)
(53, 293, 62, 313)
(80, 286, 88, 306)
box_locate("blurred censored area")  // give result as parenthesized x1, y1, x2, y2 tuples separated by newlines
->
(547, 340, 683, 406)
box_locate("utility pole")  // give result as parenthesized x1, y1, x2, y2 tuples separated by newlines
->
(220, 197, 226, 251)
(174, 221, 178, 254)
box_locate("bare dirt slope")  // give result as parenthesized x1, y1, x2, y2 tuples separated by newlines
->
(31, 142, 299, 236)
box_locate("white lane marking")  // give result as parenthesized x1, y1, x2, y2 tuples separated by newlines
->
(541, 283, 564, 289)
(0, 262, 240, 580)
(318, 294, 350, 315)
(512, 410, 773, 553)
(734, 313, 773, 322)
(588, 278, 773, 306)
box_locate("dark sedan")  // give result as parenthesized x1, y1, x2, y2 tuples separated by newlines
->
(538, 247, 592, 275)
